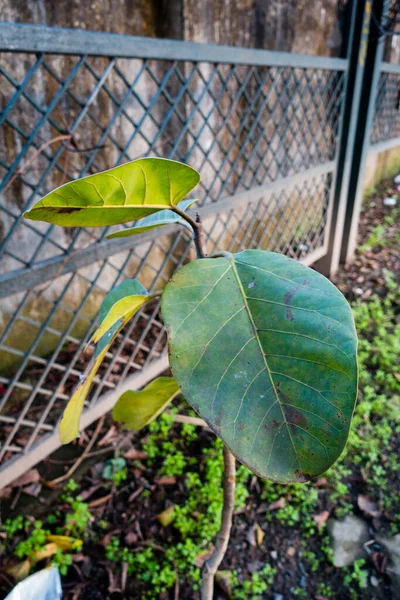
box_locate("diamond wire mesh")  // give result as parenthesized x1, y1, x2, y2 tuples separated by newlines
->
(371, 70, 400, 144)
(0, 48, 343, 469)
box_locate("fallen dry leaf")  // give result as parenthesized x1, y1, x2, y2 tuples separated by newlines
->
(7, 559, 31, 582)
(11, 469, 40, 488)
(314, 477, 328, 487)
(46, 535, 82, 551)
(98, 425, 118, 447)
(125, 531, 138, 545)
(246, 524, 257, 547)
(0, 486, 12, 499)
(80, 483, 103, 501)
(157, 505, 175, 527)
(268, 497, 286, 510)
(23, 482, 42, 497)
(195, 544, 215, 567)
(313, 511, 330, 530)
(88, 493, 112, 508)
(255, 522, 264, 546)
(35, 542, 58, 562)
(358, 494, 381, 518)
(128, 486, 144, 503)
(155, 476, 177, 485)
(215, 570, 232, 596)
(123, 449, 147, 461)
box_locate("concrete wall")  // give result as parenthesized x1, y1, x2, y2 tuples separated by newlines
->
(364, 146, 400, 192)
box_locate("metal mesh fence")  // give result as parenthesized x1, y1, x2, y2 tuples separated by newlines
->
(0, 29, 346, 481)
(371, 65, 400, 145)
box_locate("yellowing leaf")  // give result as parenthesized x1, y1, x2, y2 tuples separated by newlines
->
(112, 377, 180, 431)
(92, 295, 151, 343)
(59, 345, 108, 444)
(157, 505, 176, 527)
(59, 279, 156, 444)
(24, 158, 200, 227)
(255, 522, 264, 546)
(34, 543, 58, 562)
(7, 559, 31, 582)
(46, 535, 82, 551)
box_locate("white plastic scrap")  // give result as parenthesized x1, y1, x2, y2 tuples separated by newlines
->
(383, 197, 397, 207)
(5, 566, 62, 600)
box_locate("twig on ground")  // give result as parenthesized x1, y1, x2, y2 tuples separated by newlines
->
(49, 416, 105, 485)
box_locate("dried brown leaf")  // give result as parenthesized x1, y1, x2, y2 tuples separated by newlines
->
(195, 544, 215, 568)
(255, 522, 264, 546)
(123, 449, 147, 461)
(313, 510, 330, 530)
(358, 494, 381, 518)
(268, 497, 286, 511)
(11, 469, 40, 488)
(155, 476, 177, 486)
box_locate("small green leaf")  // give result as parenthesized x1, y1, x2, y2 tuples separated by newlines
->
(113, 376, 180, 431)
(102, 457, 127, 480)
(161, 250, 358, 483)
(23, 158, 200, 227)
(106, 199, 197, 239)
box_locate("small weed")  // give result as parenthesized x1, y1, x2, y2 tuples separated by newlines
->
(232, 564, 276, 599)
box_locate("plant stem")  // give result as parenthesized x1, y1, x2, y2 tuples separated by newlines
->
(172, 207, 207, 259)
(201, 446, 236, 600)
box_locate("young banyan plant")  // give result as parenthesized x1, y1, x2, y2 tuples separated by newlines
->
(24, 158, 358, 598)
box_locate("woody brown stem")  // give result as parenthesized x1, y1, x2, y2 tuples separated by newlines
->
(201, 446, 236, 599)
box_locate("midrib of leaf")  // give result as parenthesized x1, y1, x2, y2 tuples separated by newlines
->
(39, 203, 172, 211)
(228, 256, 298, 461)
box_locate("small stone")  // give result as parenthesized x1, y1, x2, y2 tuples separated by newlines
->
(270, 550, 278, 560)
(383, 196, 397, 207)
(393, 174, 400, 184)
(370, 201, 376, 207)
(370, 575, 379, 587)
(273, 594, 284, 600)
(327, 515, 369, 567)
(287, 546, 296, 557)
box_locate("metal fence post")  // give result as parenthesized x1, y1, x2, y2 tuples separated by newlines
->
(339, 0, 389, 265)
(315, 0, 386, 277)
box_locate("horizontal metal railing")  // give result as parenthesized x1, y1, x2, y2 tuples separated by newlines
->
(0, 21, 347, 487)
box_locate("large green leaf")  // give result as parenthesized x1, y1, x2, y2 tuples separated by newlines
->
(59, 279, 155, 443)
(161, 250, 358, 483)
(113, 377, 180, 431)
(23, 158, 200, 227)
(106, 199, 197, 239)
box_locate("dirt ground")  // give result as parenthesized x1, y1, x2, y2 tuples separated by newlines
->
(0, 179, 399, 600)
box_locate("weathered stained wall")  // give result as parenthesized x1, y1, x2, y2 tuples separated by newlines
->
(0, 0, 341, 54)
(0, 1, 347, 378)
